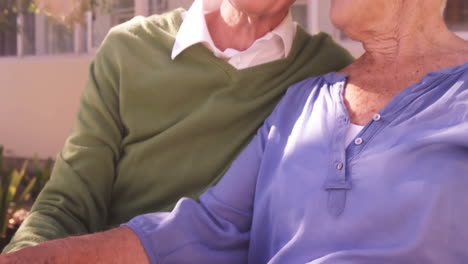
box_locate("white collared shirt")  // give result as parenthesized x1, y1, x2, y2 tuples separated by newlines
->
(171, 0, 297, 70)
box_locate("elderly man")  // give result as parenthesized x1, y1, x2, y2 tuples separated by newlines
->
(3, 0, 352, 257)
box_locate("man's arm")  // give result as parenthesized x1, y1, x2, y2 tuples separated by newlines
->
(3, 27, 125, 253)
(0, 227, 149, 264)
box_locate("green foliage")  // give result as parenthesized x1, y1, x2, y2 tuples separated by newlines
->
(0, 146, 52, 238)
(0, 0, 112, 32)
(0, 0, 37, 31)
(32, 154, 52, 198)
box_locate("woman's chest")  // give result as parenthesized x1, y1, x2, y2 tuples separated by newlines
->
(245, 70, 468, 262)
(343, 83, 399, 125)
(249, 114, 468, 262)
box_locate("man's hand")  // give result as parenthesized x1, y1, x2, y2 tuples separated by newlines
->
(0, 227, 149, 264)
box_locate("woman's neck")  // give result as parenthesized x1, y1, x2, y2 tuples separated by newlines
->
(339, 1, 468, 125)
(354, 2, 467, 71)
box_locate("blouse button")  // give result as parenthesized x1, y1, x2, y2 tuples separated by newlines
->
(354, 137, 363, 145)
(336, 162, 344, 170)
(373, 113, 381, 121)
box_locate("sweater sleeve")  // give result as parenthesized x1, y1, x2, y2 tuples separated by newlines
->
(123, 111, 274, 264)
(3, 29, 124, 253)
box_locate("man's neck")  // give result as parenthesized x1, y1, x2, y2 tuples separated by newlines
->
(205, 0, 289, 51)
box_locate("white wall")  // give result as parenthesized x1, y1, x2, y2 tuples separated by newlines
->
(0, 55, 92, 158)
(167, 0, 192, 10)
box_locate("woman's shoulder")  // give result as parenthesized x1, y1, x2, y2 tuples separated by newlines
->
(271, 73, 344, 119)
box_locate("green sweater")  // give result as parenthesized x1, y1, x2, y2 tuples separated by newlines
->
(4, 9, 353, 252)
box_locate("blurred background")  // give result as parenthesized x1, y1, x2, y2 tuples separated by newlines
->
(0, 0, 467, 160)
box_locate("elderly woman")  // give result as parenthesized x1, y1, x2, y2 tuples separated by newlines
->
(2, 0, 468, 263)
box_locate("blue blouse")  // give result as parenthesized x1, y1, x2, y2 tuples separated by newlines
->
(125, 63, 468, 264)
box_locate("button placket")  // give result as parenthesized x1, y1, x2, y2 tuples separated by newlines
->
(336, 162, 344, 170)
(324, 176, 351, 217)
(325, 85, 354, 217)
(325, 157, 351, 217)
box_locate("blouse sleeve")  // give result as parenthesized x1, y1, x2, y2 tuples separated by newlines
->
(123, 110, 275, 264)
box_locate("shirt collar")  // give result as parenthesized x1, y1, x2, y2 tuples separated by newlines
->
(171, 0, 296, 60)
(271, 11, 296, 58)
